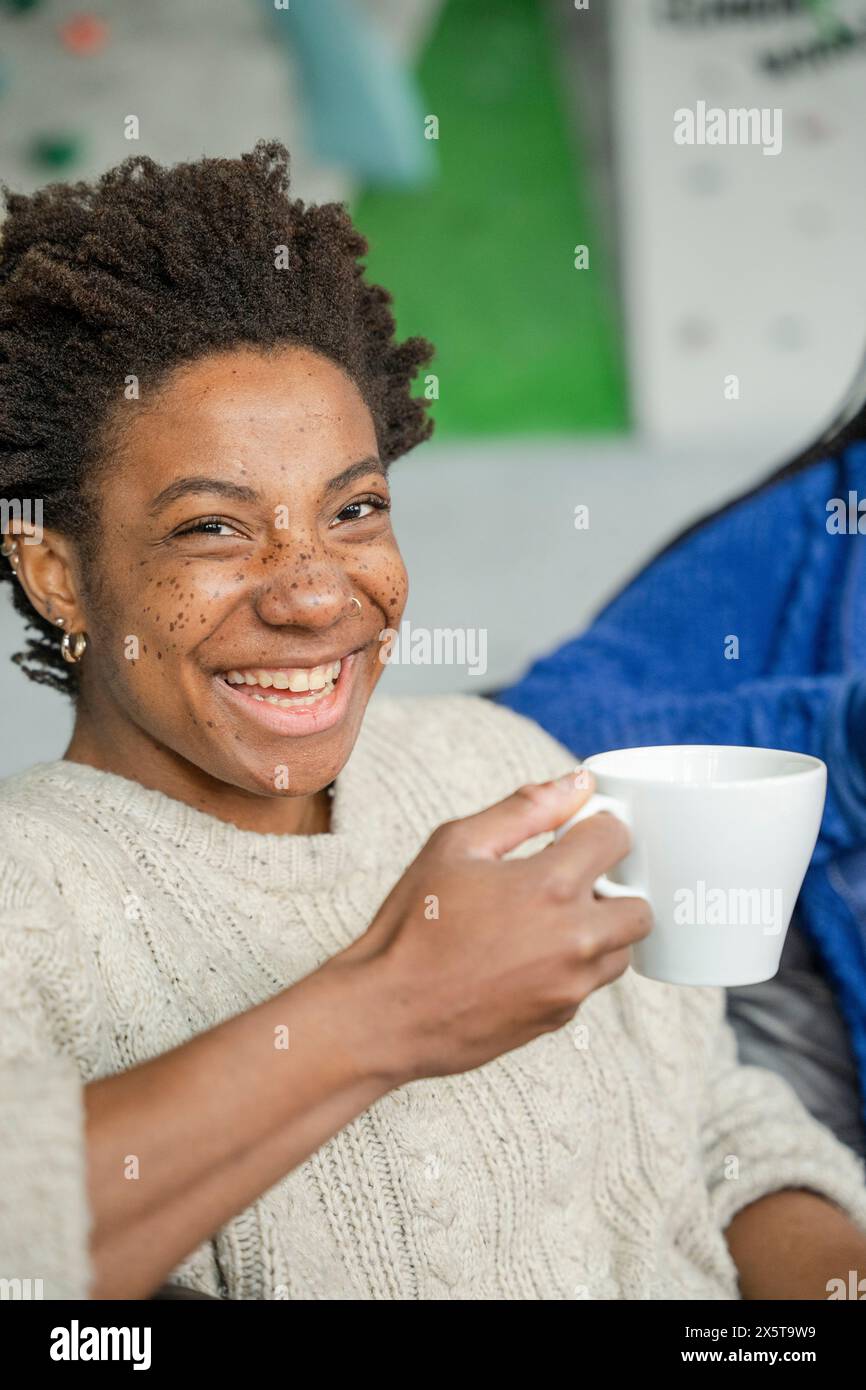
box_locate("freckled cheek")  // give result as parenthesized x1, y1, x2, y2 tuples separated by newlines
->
(131, 574, 240, 663)
(369, 550, 409, 622)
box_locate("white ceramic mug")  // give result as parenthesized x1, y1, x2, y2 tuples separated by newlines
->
(553, 745, 827, 987)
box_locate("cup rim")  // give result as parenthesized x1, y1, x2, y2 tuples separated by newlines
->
(581, 744, 826, 789)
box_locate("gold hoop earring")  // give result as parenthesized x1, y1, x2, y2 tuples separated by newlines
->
(2, 537, 19, 577)
(60, 631, 88, 664)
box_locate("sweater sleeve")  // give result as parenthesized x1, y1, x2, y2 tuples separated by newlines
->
(0, 861, 93, 1299)
(694, 986, 866, 1244)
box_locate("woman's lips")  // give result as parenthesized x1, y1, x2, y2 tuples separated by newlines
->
(213, 650, 359, 737)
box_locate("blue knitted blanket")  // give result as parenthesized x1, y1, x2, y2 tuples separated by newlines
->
(496, 442, 866, 1130)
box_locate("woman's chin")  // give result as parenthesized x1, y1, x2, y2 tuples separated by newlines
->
(193, 751, 343, 807)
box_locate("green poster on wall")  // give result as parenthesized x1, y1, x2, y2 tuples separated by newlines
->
(352, 0, 630, 439)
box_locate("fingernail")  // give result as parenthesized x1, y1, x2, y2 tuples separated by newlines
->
(554, 767, 591, 793)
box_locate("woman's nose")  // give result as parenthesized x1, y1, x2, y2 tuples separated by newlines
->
(252, 556, 355, 629)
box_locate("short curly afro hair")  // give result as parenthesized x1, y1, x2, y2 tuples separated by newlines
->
(0, 139, 434, 698)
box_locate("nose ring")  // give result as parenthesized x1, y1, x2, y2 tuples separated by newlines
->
(349, 596, 362, 616)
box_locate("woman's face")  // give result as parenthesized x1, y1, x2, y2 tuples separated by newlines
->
(70, 344, 408, 801)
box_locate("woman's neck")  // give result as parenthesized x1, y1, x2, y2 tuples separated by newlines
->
(64, 712, 333, 836)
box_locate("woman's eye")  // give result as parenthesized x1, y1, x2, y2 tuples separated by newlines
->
(333, 495, 390, 525)
(174, 517, 240, 538)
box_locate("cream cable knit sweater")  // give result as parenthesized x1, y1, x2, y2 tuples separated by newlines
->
(2, 692, 866, 1301)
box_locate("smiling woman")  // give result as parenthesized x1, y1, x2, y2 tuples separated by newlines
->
(54, 342, 410, 826)
(1, 144, 866, 1303)
(0, 140, 435, 830)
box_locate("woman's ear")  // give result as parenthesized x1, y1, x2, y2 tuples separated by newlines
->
(3, 525, 86, 633)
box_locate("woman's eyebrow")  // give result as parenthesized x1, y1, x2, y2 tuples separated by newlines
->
(324, 458, 387, 495)
(148, 476, 260, 516)
(148, 458, 387, 517)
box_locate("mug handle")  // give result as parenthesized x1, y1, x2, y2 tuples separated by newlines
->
(552, 793, 651, 903)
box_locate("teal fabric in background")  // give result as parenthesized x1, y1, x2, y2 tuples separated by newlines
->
(261, 0, 436, 186)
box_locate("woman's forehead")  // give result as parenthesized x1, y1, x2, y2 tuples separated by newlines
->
(151, 345, 368, 419)
(108, 347, 379, 494)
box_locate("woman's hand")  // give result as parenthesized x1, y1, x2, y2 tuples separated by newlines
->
(78, 772, 648, 1297)
(332, 772, 653, 1086)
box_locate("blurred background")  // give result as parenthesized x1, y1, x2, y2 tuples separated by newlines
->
(1, 0, 865, 771)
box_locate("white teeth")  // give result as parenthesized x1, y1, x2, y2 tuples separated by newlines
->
(248, 680, 336, 707)
(223, 659, 342, 689)
(309, 665, 332, 691)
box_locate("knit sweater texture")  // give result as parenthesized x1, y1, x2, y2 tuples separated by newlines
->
(2, 692, 866, 1300)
